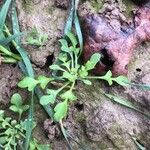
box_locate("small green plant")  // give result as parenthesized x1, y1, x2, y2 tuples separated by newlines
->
(26, 27, 48, 47)
(18, 32, 129, 122)
(29, 138, 51, 150)
(0, 93, 29, 150)
(0, 93, 51, 150)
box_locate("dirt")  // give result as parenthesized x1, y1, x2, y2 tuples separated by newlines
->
(0, 0, 150, 150)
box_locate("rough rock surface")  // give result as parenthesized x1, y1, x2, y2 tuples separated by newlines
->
(0, 0, 150, 150)
(0, 64, 25, 104)
(16, 0, 68, 67)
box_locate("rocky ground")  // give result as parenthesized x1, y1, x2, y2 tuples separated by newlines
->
(0, 0, 150, 149)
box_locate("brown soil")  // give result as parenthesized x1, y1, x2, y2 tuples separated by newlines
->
(0, 0, 150, 150)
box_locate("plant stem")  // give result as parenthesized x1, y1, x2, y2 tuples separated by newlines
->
(70, 81, 75, 91)
(2, 57, 18, 63)
(57, 82, 70, 93)
(69, 52, 74, 69)
(0, 45, 21, 60)
(85, 76, 104, 80)
(74, 52, 78, 70)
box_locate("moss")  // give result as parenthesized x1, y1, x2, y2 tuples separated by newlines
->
(47, 5, 55, 15)
(22, 0, 33, 13)
(90, 0, 104, 12)
(75, 112, 86, 123)
(97, 142, 108, 150)
(123, 0, 136, 17)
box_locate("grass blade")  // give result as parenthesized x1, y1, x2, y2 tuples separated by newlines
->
(11, 2, 34, 149)
(105, 93, 150, 119)
(64, 0, 74, 35)
(132, 137, 146, 150)
(11, 0, 21, 44)
(74, 9, 83, 55)
(0, 32, 24, 45)
(127, 82, 150, 90)
(0, 0, 12, 30)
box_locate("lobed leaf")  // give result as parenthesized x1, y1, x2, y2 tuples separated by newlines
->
(85, 53, 101, 71)
(18, 77, 39, 91)
(60, 90, 77, 101)
(40, 95, 56, 106)
(67, 32, 78, 48)
(37, 75, 53, 89)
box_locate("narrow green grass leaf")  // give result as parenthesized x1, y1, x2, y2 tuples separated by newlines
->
(64, 0, 74, 35)
(74, 10, 83, 54)
(132, 137, 146, 150)
(105, 94, 150, 119)
(11, 1, 21, 43)
(11, 2, 34, 149)
(127, 82, 150, 90)
(0, 0, 12, 30)
(0, 32, 24, 46)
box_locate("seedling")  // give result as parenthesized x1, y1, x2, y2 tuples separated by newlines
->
(10, 93, 29, 121)
(0, 93, 29, 149)
(18, 32, 129, 122)
(0, 93, 51, 150)
(26, 27, 48, 47)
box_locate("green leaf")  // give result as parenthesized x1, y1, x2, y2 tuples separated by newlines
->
(82, 80, 92, 85)
(29, 140, 36, 150)
(10, 3, 35, 149)
(26, 27, 48, 46)
(85, 53, 101, 71)
(0, 137, 6, 145)
(0, 0, 12, 30)
(59, 39, 70, 53)
(63, 71, 77, 82)
(22, 105, 30, 112)
(49, 64, 64, 71)
(11, 120, 17, 126)
(132, 137, 146, 150)
(47, 89, 59, 95)
(9, 105, 19, 113)
(112, 76, 129, 86)
(101, 71, 113, 85)
(67, 32, 77, 48)
(2, 117, 11, 128)
(37, 145, 51, 150)
(79, 66, 88, 78)
(74, 9, 83, 55)
(54, 100, 68, 121)
(64, 0, 74, 35)
(18, 77, 39, 91)
(37, 75, 53, 89)
(60, 90, 77, 101)
(58, 53, 68, 62)
(59, 39, 68, 47)
(40, 95, 56, 105)
(62, 61, 71, 70)
(11, 93, 22, 106)
(0, 110, 4, 117)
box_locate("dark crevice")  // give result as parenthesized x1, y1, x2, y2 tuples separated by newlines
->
(11, 64, 17, 68)
(100, 48, 114, 67)
(132, 0, 149, 6)
(75, 103, 84, 111)
(44, 54, 54, 67)
(136, 68, 141, 72)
